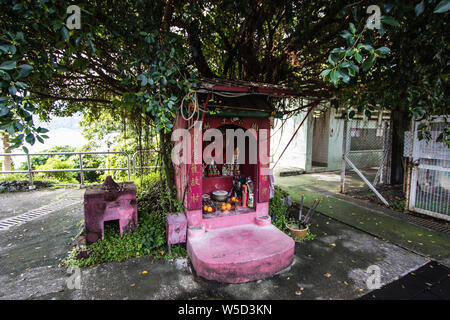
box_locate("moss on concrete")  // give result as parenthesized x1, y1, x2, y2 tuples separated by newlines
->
(278, 182, 450, 265)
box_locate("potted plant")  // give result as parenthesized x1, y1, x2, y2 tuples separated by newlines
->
(286, 194, 321, 240)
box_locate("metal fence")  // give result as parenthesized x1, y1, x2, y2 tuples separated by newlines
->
(0, 150, 159, 188)
(406, 117, 450, 221)
(340, 118, 392, 205)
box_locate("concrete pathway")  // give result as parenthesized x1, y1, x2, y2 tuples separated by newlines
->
(0, 188, 434, 300)
(275, 173, 450, 267)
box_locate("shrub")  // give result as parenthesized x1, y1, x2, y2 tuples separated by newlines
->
(269, 186, 289, 233)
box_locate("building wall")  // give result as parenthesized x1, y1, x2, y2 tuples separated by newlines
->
(270, 105, 386, 172)
(270, 109, 310, 170)
(326, 109, 345, 171)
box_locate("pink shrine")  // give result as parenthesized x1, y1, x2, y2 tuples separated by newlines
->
(172, 79, 297, 283)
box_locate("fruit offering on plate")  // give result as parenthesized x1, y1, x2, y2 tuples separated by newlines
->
(203, 206, 214, 213)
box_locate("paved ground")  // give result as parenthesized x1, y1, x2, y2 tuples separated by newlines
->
(359, 261, 450, 300)
(275, 170, 450, 267)
(0, 187, 437, 300)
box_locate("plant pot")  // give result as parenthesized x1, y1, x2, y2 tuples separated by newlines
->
(286, 223, 308, 239)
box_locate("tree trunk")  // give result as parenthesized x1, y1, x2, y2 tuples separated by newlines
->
(390, 108, 410, 185)
(2, 131, 12, 173)
(160, 131, 177, 211)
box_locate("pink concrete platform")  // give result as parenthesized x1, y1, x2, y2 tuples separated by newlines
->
(187, 224, 295, 283)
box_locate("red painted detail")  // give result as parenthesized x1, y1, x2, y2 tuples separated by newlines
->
(166, 212, 187, 245)
(187, 224, 295, 283)
(186, 209, 202, 227)
(202, 176, 233, 195)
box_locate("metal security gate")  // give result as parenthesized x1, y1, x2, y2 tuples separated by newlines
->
(407, 117, 450, 221)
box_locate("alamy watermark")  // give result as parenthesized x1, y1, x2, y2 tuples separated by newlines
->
(366, 5, 381, 30)
(366, 264, 381, 289)
(171, 121, 270, 175)
(66, 5, 81, 30)
(66, 266, 82, 290)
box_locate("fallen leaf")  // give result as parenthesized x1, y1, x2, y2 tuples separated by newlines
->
(324, 273, 331, 278)
(330, 243, 336, 247)
(130, 283, 135, 287)
(295, 291, 302, 296)
(344, 281, 348, 285)
(141, 270, 148, 274)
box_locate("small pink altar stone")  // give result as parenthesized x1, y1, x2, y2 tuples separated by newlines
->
(166, 212, 187, 251)
(83, 176, 138, 244)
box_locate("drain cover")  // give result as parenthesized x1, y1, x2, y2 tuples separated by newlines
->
(0, 199, 81, 231)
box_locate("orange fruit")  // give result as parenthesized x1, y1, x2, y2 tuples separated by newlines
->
(226, 203, 231, 210)
(231, 197, 236, 202)
(221, 204, 226, 210)
(207, 207, 213, 212)
(203, 206, 208, 212)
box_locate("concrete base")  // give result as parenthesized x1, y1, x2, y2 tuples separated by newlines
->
(187, 223, 295, 283)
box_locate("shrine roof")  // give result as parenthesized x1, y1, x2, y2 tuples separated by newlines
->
(197, 78, 299, 97)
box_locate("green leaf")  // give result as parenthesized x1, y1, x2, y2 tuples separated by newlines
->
(381, 16, 401, 27)
(349, 23, 356, 34)
(0, 105, 9, 117)
(36, 127, 49, 133)
(328, 54, 337, 66)
(320, 69, 331, 77)
(9, 85, 17, 95)
(0, 61, 16, 70)
(18, 64, 33, 77)
(0, 70, 11, 81)
(434, 0, 450, 13)
(25, 133, 35, 145)
(340, 30, 352, 39)
(354, 52, 363, 63)
(330, 69, 339, 84)
(375, 47, 391, 55)
(348, 110, 355, 119)
(61, 26, 70, 41)
(362, 56, 375, 71)
(415, 1, 425, 16)
(22, 146, 29, 154)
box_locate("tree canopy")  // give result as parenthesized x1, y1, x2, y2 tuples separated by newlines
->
(0, 0, 448, 153)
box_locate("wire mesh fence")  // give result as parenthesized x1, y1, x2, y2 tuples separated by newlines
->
(341, 118, 392, 197)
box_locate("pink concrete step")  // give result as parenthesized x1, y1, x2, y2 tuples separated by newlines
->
(187, 223, 295, 283)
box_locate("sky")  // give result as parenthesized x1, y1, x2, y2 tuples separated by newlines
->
(1, 113, 88, 167)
